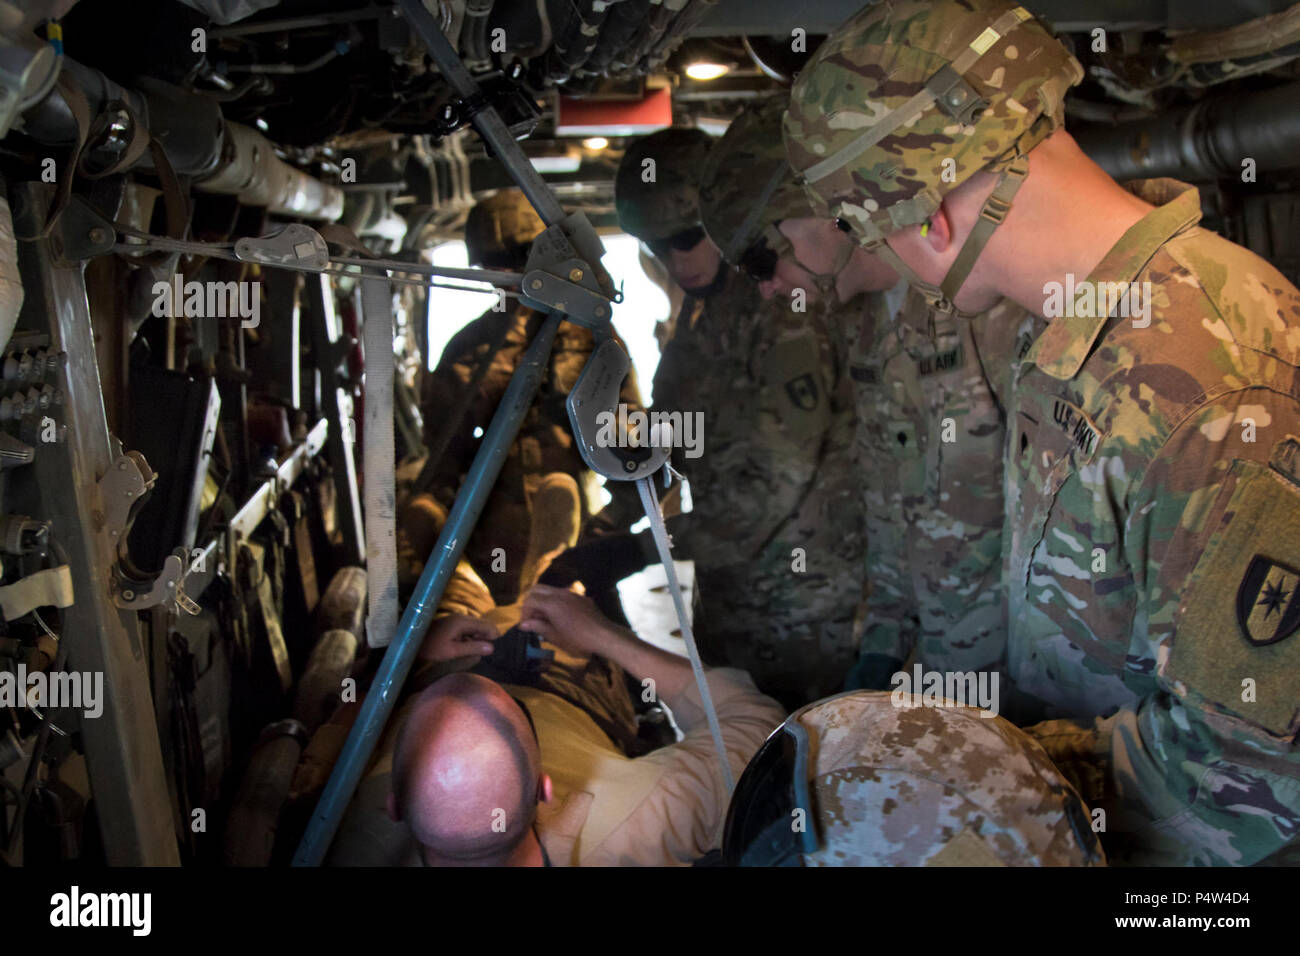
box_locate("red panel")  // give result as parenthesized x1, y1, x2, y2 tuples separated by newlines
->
(554, 88, 674, 137)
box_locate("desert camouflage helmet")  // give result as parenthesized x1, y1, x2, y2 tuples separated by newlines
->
(698, 96, 813, 265)
(464, 189, 547, 267)
(724, 691, 1105, 866)
(783, 0, 1083, 311)
(614, 127, 713, 241)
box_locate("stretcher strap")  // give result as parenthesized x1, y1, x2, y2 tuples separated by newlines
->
(636, 475, 735, 794)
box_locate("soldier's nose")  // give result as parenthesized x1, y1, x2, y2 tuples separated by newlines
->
(758, 278, 780, 299)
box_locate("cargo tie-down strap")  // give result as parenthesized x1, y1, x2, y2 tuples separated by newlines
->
(360, 274, 399, 648)
(566, 336, 734, 793)
(636, 475, 735, 794)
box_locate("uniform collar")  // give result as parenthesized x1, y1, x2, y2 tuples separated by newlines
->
(1026, 179, 1202, 381)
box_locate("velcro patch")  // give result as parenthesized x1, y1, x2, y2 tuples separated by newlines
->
(1237, 557, 1300, 646)
(916, 343, 964, 377)
(1171, 458, 1300, 737)
(785, 372, 820, 411)
(1049, 397, 1101, 463)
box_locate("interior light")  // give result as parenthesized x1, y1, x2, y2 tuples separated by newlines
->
(685, 61, 730, 81)
(582, 136, 610, 150)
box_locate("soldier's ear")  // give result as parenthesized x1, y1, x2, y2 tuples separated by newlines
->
(923, 207, 954, 254)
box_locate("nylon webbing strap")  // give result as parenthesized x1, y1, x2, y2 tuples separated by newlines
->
(362, 274, 400, 647)
(723, 159, 789, 265)
(802, 6, 1031, 185)
(636, 475, 735, 794)
(18, 73, 89, 241)
(867, 236, 946, 308)
(938, 155, 1028, 306)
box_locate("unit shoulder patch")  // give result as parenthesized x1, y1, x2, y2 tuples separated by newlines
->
(786, 372, 820, 411)
(1237, 556, 1300, 647)
(1170, 457, 1300, 737)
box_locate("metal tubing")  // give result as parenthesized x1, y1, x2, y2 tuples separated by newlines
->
(1076, 79, 1300, 181)
(292, 312, 563, 865)
(197, 122, 345, 221)
(397, 0, 567, 226)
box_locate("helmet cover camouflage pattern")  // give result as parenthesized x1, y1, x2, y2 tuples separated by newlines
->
(791, 691, 1104, 866)
(783, 0, 1083, 242)
(698, 96, 817, 265)
(464, 188, 547, 267)
(615, 127, 713, 241)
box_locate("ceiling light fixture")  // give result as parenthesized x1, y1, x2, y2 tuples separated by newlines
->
(685, 61, 730, 81)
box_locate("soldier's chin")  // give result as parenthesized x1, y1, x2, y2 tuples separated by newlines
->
(680, 261, 729, 298)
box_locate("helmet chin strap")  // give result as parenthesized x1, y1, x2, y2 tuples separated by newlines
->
(859, 154, 1028, 315)
(791, 231, 856, 309)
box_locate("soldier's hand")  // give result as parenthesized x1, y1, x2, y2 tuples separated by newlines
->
(538, 533, 654, 589)
(519, 584, 621, 657)
(419, 614, 499, 664)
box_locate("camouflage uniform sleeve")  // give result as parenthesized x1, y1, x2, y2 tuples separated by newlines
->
(1027, 388, 1300, 865)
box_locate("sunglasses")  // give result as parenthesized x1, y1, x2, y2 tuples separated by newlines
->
(721, 704, 820, 866)
(738, 222, 793, 283)
(646, 224, 707, 259)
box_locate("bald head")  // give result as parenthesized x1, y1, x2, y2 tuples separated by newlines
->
(391, 673, 541, 864)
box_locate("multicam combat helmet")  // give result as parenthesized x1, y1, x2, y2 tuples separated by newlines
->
(698, 96, 814, 265)
(698, 96, 857, 303)
(723, 691, 1106, 866)
(464, 188, 547, 269)
(614, 127, 713, 241)
(783, 0, 1083, 311)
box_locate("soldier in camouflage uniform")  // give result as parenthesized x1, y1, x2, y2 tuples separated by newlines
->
(787, 0, 1300, 865)
(723, 691, 1104, 865)
(700, 96, 1035, 692)
(694, 99, 889, 703)
(582, 127, 865, 708)
(849, 296, 1035, 687)
(418, 189, 645, 605)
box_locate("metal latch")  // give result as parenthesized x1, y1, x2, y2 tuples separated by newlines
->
(99, 452, 199, 614)
(519, 213, 617, 328)
(235, 223, 330, 272)
(566, 338, 670, 481)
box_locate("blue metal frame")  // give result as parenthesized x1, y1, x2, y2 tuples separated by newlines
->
(292, 312, 563, 865)
(294, 0, 617, 866)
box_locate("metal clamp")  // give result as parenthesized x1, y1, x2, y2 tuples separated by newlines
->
(235, 223, 331, 272)
(98, 451, 155, 546)
(58, 197, 118, 261)
(566, 338, 670, 481)
(519, 217, 616, 328)
(112, 548, 201, 615)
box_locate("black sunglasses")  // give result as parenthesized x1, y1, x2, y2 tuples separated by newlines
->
(646, 224, 707, 259)
(739, 236, 779, 282)
(721, 717, 820, 866)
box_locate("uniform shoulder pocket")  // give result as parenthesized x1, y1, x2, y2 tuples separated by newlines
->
(1170, 445, 1300, 739)
(760, 330, 830, 435)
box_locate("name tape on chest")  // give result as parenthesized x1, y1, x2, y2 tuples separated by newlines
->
(917, 343, 964, 377)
